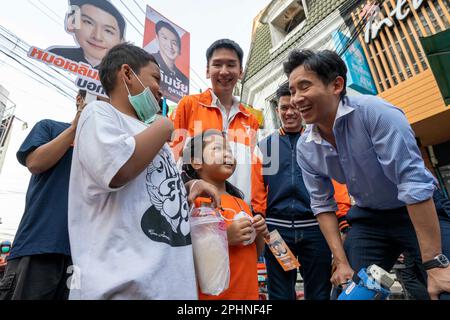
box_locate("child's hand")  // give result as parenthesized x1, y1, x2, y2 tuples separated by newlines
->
(227, 219, 253, 246)
(252, 214, 269, 238)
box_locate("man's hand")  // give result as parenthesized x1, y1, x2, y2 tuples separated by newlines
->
(0, 257, 7, 272)
(252, 214, 269, 238)
(331, 262, 354, 287)
(186, 180, 221, 209)
(227, 219, 253, 246)
(427, 267, 450, 300)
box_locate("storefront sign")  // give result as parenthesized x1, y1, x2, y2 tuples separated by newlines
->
(364, 0, 426, 44)
(333, 31, 378, 95)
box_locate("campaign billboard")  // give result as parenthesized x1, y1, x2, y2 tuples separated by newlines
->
(28, 0, 127, 97)
(143, 6, 190, 103)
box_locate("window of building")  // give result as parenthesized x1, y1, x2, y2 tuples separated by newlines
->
(269, 0, 308, 49)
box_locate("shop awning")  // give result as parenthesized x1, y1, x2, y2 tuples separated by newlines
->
(420, 29, 450, 106)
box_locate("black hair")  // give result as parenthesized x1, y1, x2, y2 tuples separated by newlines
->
(276, 82, 291, 103)
(99, 43, 159, 96)
(77, 89, 87, 99)
(69, 0, 126, 39)
(181, 129, 245, 200)
(206, 39, 244, 68)
(155, 20, 181, 48)
(283, 49, 347, 98)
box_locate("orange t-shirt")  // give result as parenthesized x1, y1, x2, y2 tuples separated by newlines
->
(195, 194, 259, 300)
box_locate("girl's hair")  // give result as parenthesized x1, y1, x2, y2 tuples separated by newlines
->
(181, 129, 244, 200)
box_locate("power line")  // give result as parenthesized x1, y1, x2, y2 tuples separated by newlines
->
(0, 45, 75, 101)
(0, 26, 78, 100)
(190, 67, 209, 88)
(0, 31, 77, 95)
(133, 0, 146, 15)
(36, 0, 63, 22)
(0, 58, 54, 89)
(0, 25, 78, 84)
(116, 0, 144, 37)
(26, 0, 62, 27)
(119, 0, 145, 29)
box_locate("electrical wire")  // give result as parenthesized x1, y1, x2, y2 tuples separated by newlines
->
(36, 0, 64, 23)
(190, 67, 209, 88)
(0, 26, 78, 91)
(133, 0, 146, 15)
(0, 40, 77, 96)
(116, 0, 144, 37)
(26, 0, 62, 27)
(118, 0, 145, 29)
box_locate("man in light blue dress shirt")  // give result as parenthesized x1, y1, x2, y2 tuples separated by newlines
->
(284, 49, 450, 299)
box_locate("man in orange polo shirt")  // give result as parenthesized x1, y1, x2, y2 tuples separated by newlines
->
(171, 39, 259, 204)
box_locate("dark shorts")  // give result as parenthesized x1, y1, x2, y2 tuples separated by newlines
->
(0, 253, 72, 300)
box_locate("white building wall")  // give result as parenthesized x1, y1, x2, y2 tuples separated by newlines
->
(0, 85, 9, 122)
(244, 9, 353, 132)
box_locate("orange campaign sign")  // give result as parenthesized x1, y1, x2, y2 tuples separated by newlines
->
(143, 6, 190, 103)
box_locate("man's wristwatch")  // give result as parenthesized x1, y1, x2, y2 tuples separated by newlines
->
(423, 254, 450, 270)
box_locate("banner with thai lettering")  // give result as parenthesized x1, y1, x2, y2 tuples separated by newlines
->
(27, 0, 127, 97)
(143, 5, 190, 103)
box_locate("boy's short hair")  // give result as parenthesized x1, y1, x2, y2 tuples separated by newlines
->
(99, 43, 159, 96)
(283, 49, 348, 98)
(70, 0, 126, 39)
(206, 39, 244, 68)
(275, 82, 290, 103)
(155, 20, 181, 47)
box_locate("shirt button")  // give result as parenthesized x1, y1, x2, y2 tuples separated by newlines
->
(329, 148, 334, 152)
(351, 177, 356, 182)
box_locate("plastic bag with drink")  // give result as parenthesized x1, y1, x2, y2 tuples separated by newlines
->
(190, 201, 230, 296)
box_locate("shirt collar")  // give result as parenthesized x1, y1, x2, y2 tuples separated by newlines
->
(305, 99, 355, 145)
(210, 91, 240, 112)
(334, 98, 355, 121)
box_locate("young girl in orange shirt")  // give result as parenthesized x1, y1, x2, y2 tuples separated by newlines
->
(182, 129, 269, 300)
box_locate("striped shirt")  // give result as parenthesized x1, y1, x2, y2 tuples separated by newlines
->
(297, 95, 436, 215)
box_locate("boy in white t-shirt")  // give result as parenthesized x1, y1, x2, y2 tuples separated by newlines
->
(68, 43, 220, 299)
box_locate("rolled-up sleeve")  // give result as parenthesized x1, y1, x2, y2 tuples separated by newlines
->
(364, 100, 436, 205)
(297, 141, 338, 215)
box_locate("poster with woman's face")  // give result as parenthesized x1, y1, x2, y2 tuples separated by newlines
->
(143, 6, 190, 103)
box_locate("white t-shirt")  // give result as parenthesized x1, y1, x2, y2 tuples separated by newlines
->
(68, 101, 197, 300)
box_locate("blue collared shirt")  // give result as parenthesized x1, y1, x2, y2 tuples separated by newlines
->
(296, 95, 436, 215)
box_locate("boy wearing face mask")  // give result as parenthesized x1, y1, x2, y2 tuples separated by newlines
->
(67, 43, 220, 300)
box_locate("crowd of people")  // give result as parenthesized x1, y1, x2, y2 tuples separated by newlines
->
(0, 37, 449, 300)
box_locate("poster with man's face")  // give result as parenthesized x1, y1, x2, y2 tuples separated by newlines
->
(143, 6, 190, 103)
(28, 0, 127, 97)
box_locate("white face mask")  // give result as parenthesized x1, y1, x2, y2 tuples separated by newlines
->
(123, 69, 161, 124)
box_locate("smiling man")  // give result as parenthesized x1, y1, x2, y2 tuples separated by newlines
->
(251, 83, 351, 300)
(49, 0, 126, 68)
(171, 39, 260, 204)
(284, 49, 450, 299)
